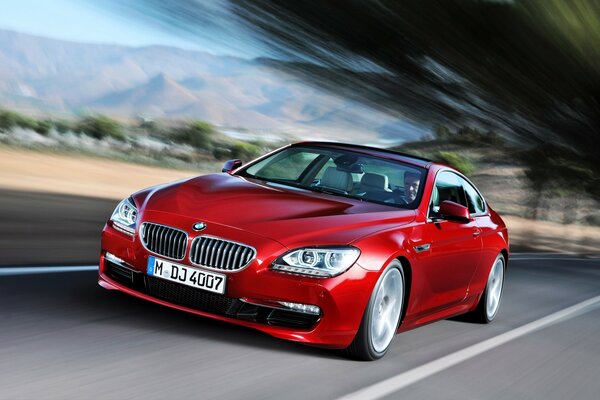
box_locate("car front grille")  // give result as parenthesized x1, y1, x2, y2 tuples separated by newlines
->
(141, 222, 187, 260)
(189, 236, 255, 271)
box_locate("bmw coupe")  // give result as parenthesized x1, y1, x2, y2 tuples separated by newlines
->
(99, 141, 508, 360)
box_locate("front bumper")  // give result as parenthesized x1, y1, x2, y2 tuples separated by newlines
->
(99, 220, 379, 348)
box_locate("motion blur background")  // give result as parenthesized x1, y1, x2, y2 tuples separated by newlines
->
(1, 2, 600, 400)
(1, 0, 599, 265)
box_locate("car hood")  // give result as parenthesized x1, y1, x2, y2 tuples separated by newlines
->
(139, 173, 416, 248)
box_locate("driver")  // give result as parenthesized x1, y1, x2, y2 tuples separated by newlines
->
(404, 172, 421, 203)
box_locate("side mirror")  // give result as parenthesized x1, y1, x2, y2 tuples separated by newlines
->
(439, 200, 471, 223)
(222, 159, 243, 173)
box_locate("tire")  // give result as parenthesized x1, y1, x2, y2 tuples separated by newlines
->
(470, 253, 505, 323)
(346, 260, 404, 361)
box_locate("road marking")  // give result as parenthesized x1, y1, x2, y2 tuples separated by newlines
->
(0, 265, 98, 276)
(338, 294, 600, 400)
(510, 253, 600, 261)
(511, 257, 600, 261)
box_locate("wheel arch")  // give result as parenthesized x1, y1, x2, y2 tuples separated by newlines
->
(396, 255, 412, 325)
(500, 248, 509, 270)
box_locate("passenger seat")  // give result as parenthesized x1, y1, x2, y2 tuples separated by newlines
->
(321, 167, 354, 193)
(358, 172, 392, 201)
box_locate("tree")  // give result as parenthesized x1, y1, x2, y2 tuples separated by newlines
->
(520, 144, 594, 221)
(76, 115, 125, 141)
(434, 125, 452, 141)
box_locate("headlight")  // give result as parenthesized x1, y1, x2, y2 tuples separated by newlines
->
(271, 247, 360, 277)
(110, 197, 137, 235)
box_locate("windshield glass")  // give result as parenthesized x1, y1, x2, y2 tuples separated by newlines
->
(237, 146, 427, 209)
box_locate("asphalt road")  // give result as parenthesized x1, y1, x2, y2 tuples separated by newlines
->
(1, 254, 599, 400)
(0, 189, 116, 266)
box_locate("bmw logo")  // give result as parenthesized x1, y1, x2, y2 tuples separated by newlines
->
(193, 222, 207, 231)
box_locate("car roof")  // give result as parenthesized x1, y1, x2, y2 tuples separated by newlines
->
(291, 141, 433, 168)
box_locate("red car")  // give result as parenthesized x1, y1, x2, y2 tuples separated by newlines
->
(99, 142, 508, 360)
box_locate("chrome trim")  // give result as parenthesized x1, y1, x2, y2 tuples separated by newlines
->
(189, 235, 256, 273)
(413, 243, 431, 253)
(140, 222, 188, 261)
(105, 252, 126, 265)
(240, 298, 322, 317)
(103, 252, 136, 273)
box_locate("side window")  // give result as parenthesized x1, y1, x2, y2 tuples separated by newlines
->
(460, 177, 486, 215)
(430, 171, 468, 214)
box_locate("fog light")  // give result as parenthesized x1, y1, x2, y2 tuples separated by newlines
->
(105, 252, 125, 264)
(278, 301, 321, 315)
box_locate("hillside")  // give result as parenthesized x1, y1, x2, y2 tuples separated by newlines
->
(0, 29, 404, 141)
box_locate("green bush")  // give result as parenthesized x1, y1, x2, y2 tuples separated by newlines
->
(435, 151, 475, 175)
(0, 110, 18, 132)
(0, 109, 40, 132)
(76, 115, 125, 141)
(229, 141, 262, 161)
(175, 121, 215, 149)
(34, 120, 52, 136)
(54, 120, 75, 134)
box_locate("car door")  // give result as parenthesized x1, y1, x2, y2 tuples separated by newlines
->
(459, 174, 497, 294)
(418, 171, 483, 313)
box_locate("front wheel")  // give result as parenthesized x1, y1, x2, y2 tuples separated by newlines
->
(346, 260, 404, 361)
(470, 253, 505, 323)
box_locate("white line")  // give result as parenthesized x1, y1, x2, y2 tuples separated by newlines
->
(510, 257, 600, 261)
(337, 295, 600, 400)
(0, 265, 98, 276)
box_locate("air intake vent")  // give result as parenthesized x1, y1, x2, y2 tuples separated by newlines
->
(141, 222, 187, 260)
(145, 276, 236, 315)
(190, 236, 255, 271)
(105, 260, 134, 286)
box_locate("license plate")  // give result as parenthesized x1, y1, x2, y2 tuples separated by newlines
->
(146, 256, 226, 295)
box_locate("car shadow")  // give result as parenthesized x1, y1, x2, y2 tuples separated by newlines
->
(68, 273, 347, 360)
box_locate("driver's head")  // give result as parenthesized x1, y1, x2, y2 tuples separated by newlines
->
(404, 172, 420, 202)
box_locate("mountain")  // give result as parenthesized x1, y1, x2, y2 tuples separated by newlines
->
(0, 30, 408, 141)
(91, 73, 198, 115)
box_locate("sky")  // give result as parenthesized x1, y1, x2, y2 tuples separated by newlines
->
(0, 0, 250, 56)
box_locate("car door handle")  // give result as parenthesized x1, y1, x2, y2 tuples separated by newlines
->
(472, 228, 482, 237)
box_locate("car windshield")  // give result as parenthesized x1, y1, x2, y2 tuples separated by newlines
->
(237, 146, 426, 209)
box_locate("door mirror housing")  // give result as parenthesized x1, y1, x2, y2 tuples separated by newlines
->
(439, 200, 471, 223)
(222, 159, 243, 173)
